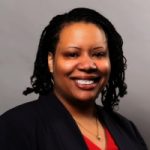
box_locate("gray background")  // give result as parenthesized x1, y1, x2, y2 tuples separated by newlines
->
(0, 0, 150, 148)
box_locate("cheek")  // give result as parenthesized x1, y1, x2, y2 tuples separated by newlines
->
(98, 60, 111, 75)
(54, 59, 76, 76)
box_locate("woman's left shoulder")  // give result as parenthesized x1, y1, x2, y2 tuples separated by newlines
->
(96, 105, 148, 149)
(96, 105, 134, 126)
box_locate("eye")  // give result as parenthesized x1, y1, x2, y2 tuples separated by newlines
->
(65, 52, 79, 58)
(92, 51, 107, 58)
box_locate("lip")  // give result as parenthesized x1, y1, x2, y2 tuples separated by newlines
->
(70, 75, 100, 80)
(71, 76, 100, 90)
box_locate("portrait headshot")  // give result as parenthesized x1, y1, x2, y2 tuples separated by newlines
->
(0, 0, 149, 150)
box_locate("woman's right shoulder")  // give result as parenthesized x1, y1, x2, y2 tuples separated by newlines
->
(0, 99, 40, 128)
(0, 99, 44, 150)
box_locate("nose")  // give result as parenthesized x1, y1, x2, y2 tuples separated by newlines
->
(77, 55, 97, 72)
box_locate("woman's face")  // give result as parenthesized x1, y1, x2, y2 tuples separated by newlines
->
(48, 22, 111, 104)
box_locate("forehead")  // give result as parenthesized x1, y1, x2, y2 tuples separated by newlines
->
(57, 22, 107, 46)
(60, 22, 106, 36)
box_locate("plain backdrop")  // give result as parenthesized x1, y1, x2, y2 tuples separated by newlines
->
(0, 0, 150, 148)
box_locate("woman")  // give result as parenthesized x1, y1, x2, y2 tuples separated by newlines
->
(0, 8, 147, 150)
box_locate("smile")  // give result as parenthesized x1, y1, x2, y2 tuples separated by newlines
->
(74, 77, 100, 90)
(76, 79, 94, 85)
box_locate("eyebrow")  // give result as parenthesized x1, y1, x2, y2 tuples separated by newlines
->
(92, 46, 106, 50)
(67, 46, 81, 50)
(67, 46, 106, 50)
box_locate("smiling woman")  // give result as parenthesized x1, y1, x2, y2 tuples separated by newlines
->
(0, 7, 148, 150)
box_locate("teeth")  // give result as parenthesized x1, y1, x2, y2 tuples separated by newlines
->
(76, 79, 94, 85)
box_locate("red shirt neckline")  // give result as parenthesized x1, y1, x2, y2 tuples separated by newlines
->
(83, 128, 119, 150)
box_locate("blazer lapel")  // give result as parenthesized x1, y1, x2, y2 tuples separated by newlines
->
(37, 92, 87, 150)
(97, 107, 140, 150)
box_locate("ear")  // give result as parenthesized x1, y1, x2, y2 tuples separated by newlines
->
(48, 52, 54, 73)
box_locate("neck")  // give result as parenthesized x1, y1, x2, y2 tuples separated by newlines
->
(54, 91, 96, 119)
(71, 102, 96, 119)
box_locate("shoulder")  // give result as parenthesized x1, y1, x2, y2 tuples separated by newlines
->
(96, 105, 148, 149)
(0, 100, 40, 132)
(0, 92, 63, 131)
(1, 99, 39, 118)
(0, 100, 42, 149)
(96, 105, 133, 127)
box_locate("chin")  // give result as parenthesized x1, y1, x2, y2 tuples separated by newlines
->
(73, 92, 98, 102)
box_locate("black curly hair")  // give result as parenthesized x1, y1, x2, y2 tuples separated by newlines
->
(23, 7, 127, 110)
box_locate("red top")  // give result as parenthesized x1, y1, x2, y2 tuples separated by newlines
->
(83, 128, 119, 150)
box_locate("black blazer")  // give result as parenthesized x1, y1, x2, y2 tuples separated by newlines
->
(0, 92, 148, 150)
